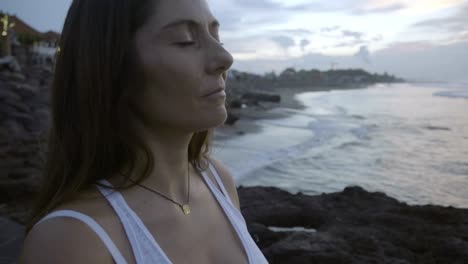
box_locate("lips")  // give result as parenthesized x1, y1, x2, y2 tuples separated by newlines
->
(202, 88, 225, 97)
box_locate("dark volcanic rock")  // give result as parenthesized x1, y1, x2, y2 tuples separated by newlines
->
(238, 186, 468, 264)
(225, 111, 240, 126)
(241, 92, 281, 103)
(229, 99, 243, 109)
(0, 65, 52, 223)
(235, 92, 280, 111)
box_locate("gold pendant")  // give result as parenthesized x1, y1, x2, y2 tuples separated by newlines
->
(181, 204, 191, 215)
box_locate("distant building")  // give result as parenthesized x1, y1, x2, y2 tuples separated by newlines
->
(0, 11, 60, 65)
(32, 30, 60, 64)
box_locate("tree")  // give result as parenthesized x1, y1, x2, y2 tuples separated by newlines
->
(0, 14, 15, 56)
(17, 33, 40, 46)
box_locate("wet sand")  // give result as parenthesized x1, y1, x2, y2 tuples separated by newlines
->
(214, 87, 308, 140)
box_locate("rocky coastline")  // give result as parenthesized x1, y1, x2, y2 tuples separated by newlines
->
(220, 67, 403, 138)
(238, 186, 468, 264)
(0, 64, 52, 224)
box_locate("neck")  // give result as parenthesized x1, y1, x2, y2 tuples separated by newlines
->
(120, 120, 199, 202)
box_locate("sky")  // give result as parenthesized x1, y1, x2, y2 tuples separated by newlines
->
(2, 0, 468, 82)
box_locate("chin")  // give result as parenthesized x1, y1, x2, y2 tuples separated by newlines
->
(196, 106, 228, 131)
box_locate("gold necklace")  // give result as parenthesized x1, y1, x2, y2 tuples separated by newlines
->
(130, 163, 191, 215)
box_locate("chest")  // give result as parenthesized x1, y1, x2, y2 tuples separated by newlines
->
(109, 178, 249, 264)
(141, 189, 249, 263)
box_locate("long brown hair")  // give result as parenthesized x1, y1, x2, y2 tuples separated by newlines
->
(26, 0, 211, 231)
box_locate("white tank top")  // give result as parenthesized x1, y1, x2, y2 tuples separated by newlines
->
(36, 162, 268, 264)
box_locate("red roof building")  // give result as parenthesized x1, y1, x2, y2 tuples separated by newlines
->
(1, 11, 60, 43)
(1, 11, 61, 64)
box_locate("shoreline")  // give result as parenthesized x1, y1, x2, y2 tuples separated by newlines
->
(214, 84, 383, 141)
(214, 86, 310, 141)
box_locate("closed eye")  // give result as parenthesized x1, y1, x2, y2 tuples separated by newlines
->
(174, 41, 196, 47)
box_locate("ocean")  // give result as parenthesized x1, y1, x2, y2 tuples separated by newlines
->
(213, 83, 468, 208)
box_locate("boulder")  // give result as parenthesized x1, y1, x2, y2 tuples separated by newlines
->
(225, 111, 240, 126)
(0, 56, 22, 73)
(241, 92, 281, 103)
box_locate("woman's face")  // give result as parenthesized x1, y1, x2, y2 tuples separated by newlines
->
(130, 0, 233, 133)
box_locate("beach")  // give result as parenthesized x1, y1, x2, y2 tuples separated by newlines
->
(215, 86, 307, 140)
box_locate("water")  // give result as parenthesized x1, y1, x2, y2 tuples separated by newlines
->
(213, 83, 468, 208)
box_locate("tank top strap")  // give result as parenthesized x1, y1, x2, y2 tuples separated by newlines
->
(200, 165, 268, 263)
(36, 210, 127, 264)
(96, 180, 172, 264)
(207, 161, 234, 206)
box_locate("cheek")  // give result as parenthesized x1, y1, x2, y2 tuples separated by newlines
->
(142, 49, 200, 86)
(136, 50, 205, 125)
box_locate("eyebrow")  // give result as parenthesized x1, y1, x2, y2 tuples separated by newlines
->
(160, 19, 220, 31)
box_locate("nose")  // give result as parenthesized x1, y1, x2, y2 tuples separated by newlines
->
(206, 41, 234, 77)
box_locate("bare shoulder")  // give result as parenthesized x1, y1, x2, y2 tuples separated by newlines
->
(19, 214, 114, 264)
(19, 207, 114, 264)
(207, 156, 241, 210)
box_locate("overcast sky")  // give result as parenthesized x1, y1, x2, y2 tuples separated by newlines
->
(2, 0, 468, 82)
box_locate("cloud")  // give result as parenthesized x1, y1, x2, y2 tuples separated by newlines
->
(352, 3, 406, 15)
(270, 35, 296, 49)
(268, 28, 314, 35)
(372, 35, 383, 42)
(378, 41, 436, 53)
(231, 0, 282, 10)
(372, 40, 468, 81)
(342, 30, 365, 40)
(231, 41, 468, 82)
(223, 38, 260, 53)
(216, 12, 243, 31)
(321, 26, 340, 33)
(285, 2, 344, 12)
(300, 38, 311, 51)
(355, 45, 371, 63)
(210, 0, 467, 82)
(218, 12, 291, 32)
(333, 39, 366, 48)
(319, 29, 368, 48)
(212, 0, 406, 32)
(284, 1, 406, 15)
(412, 4, 468, 34)
(209, 0, 291, 31)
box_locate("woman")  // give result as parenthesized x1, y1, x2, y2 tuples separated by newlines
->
(19, 0, 268, 263)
